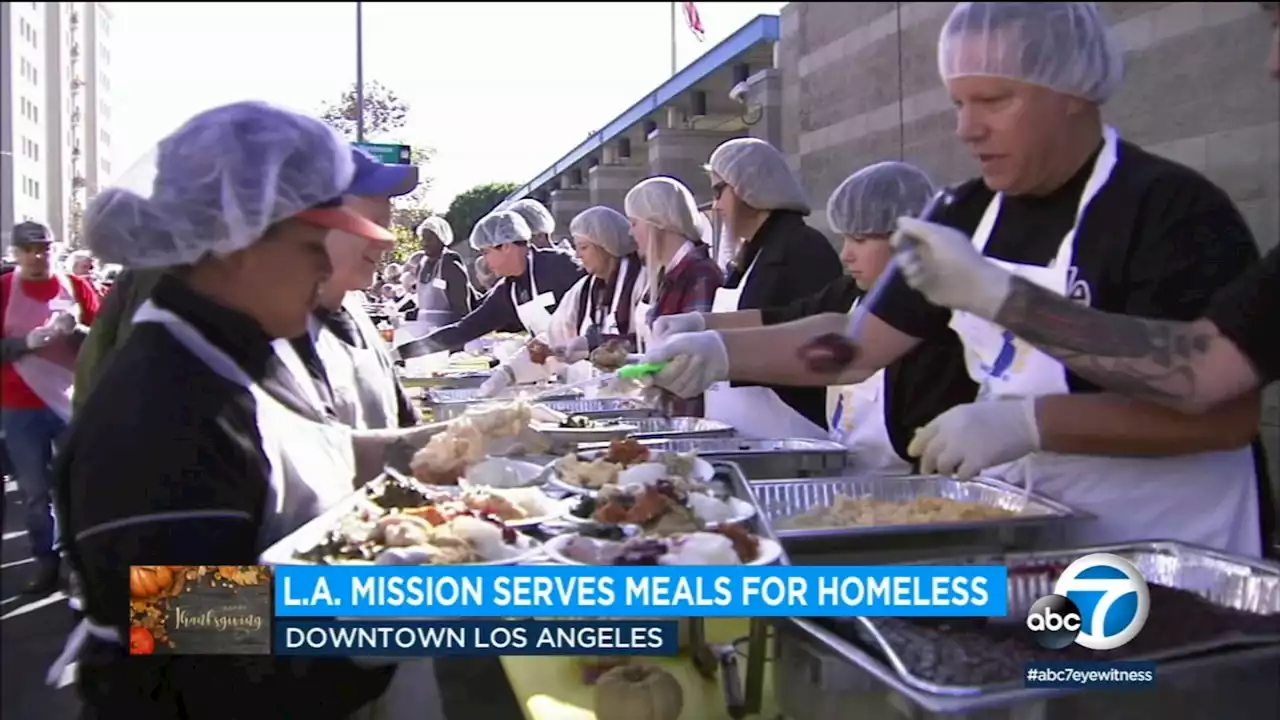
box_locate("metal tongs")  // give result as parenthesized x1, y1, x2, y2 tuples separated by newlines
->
(844, 188, 955, 342)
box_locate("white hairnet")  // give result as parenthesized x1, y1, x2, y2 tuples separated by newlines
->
(827, 161, 936, 236)
(706, 137, 810, 214)
(568, 206, 636, 257)
(939, 2, 1123, 104)
(417, 215, 455, 246)
(509, 198, 555, 235)
(624, 177, 702, 242)
(469, 211, 531, 251)
(85, 101, 354, 268)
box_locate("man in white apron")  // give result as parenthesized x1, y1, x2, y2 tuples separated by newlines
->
(642, 3, 1265, 556)
(1, 221, 100, 594)
(406, 210, 583, 358)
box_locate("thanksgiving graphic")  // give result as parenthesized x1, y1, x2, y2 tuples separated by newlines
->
(129, 565, 273, 655)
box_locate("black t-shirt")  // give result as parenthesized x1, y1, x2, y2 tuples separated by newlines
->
(762, 276, 977, 463)
(1206, 246, 1280, 383)
(55, 275, 393, 718)
(874, 139, 1261, 393)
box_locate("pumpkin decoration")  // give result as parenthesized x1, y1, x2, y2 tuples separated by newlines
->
(129, 566, 174, 599)
(594, 664, 684, 720)
(129, 626, 156, 655)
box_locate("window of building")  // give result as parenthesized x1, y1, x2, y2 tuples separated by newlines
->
(102, 159, 112, 176)
(100, 129, 111, 146)
(33, 142, 40, 162)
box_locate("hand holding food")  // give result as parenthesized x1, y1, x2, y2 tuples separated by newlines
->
(891, 217, 1014, 319)
(907, 399, 1041, 479)
(409, 401, 533, 483)
(587, 339, 629, 370)
(641, 331, 729, 399)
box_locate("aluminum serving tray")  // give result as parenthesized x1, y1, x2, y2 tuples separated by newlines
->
(622, 417, 735, 439)
(747, 475, 1087, 559)
(427, 385, 586, 421)
(538, 397, 661, 420)
(576, 437, 848, 479)
(776, 541, 1280, 718)
(399, 370, 491, 390)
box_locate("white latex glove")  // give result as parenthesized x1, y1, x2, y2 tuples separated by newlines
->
(25, 326, 58, 349)
(651, 312, 706, 342)
(908, 399, 1041, 479)
(641, 330, 729, 399)
(476, 365, 515, 399)
(48, 312, 77, 335)
(552, 336, 590, 364)
(891, 217, 1014, 319)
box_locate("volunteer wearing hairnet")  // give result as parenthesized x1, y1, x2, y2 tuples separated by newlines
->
(889, 1, 1280, 416)
(658, 162, 976, 473)
(407, 211, 583, 355)
(687, 136, 842, 439)
(275, 146, 424, 435)
(477, 206, 647, 398)
(414, 215, 471, 327)
(50, 101, 451, 717)
(643, 3, 1267, 556)
(625, 176, 724, 416)
(509, 198, 557, 249)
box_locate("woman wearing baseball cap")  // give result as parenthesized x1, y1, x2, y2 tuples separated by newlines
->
(49, 101, 444, 718)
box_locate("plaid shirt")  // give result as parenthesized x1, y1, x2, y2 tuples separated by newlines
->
(644, 243, 724, 417)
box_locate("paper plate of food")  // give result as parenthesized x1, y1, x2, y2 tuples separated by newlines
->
(550, 439, 716, 496)
(282, 479, 545, 567)
(561, 480, 755, 531)
(544, 525, 782, 566)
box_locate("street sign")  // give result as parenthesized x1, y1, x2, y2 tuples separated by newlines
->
(354, 142, 413, 165)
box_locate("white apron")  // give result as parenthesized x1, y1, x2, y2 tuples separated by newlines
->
(4, 273, 79, 421)
(947, 126, 1260, 555)
(309, 295, 402, 430)
(48, 302, 441, 719)
(565, 259, 634, 386)
(511, 252, 556, 337)
(414, 255, 457, 333)
(826, 299, 912, 474)
(703, 254, 827, 439)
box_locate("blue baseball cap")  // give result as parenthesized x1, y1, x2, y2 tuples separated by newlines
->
(347, 147, 419, 198)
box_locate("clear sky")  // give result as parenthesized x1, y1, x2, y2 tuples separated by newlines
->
(108, 1, 786, 212)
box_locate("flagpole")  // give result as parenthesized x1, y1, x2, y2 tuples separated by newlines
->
(670, 1, 677, 76)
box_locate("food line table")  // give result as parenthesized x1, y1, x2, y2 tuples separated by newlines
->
(500, 618, 779, 720)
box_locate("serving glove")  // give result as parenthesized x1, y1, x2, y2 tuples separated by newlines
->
(552, 336, 591, 364)
(640, 330, 730, 399)
(891, 217, 1015, 320)
(907, 398, 1041, 479)
(651, 312, 706, 342)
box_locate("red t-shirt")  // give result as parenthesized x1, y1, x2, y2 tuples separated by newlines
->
(1, 272, 101, 409)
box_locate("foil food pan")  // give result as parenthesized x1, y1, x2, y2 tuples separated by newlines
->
(575, 437, 848, 478)
(836, 541, 1280, 698)
(538, 397, 661, 420)
(425, 385, 583, 405)
(623, 417, 736, 439)
(748, 475, 1085, 542)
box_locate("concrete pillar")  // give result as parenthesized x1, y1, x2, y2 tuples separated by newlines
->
(588, 164, 648, 213)
(745, 69, 784, 150)
(549, 188, 590, 239)
(646, 129, 739, 205)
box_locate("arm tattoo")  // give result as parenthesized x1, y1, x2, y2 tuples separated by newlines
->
(993, 276, 1216, 403)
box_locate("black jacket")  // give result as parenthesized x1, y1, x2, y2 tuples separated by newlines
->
(723, 211, 844, 429)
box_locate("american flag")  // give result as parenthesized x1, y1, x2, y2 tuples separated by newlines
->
(683, 2, 705, 41)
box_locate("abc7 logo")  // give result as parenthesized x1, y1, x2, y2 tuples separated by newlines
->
(1025, 553, 1150, 651)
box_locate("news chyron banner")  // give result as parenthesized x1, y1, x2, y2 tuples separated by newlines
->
(130, 564, 1009, 657)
